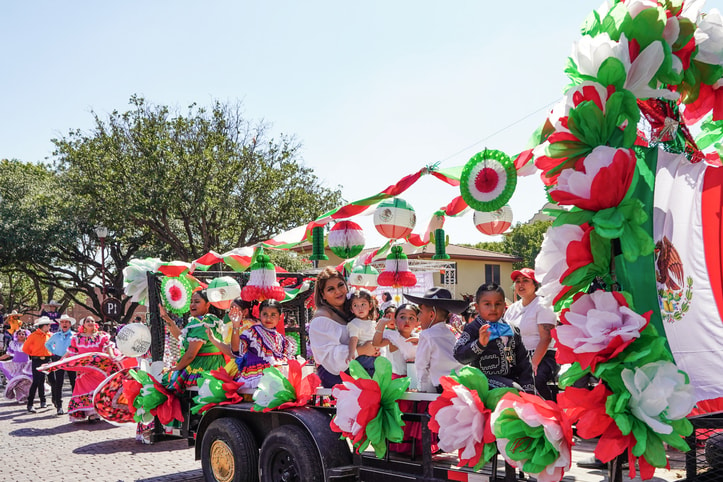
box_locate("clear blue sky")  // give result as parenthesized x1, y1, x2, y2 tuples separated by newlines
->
(1, 1, 599, 246)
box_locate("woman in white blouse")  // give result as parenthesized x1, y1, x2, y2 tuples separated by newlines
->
(505, 268, 559, 400)
(308, 267, 380, 387)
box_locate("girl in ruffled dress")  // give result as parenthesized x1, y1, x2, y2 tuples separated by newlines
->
(0, 329, 32, 402)
(208, 299, 295, 389)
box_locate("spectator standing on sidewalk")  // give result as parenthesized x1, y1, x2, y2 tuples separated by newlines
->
(22, 316, 54, 413)
(45, 314, 77, 415)
(40, 300, 63, 333)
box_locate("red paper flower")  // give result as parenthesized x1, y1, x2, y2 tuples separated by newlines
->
(550, 147, 637, 211)
(330, 372, 382, 450)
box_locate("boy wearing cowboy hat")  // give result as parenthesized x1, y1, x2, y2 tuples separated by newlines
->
(405, 288, 466, 393)
(22, 316, 54, 413)
(45, 314, 77, 415)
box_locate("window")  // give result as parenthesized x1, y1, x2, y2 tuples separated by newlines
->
(439, 262, 457, 285)
(485, 264, 500, 284)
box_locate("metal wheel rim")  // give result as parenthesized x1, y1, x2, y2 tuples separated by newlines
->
(270, 449, 299, 482)
(210, 439, 235, 482)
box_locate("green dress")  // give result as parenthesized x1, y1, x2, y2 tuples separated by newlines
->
(163, 313, 228, 391)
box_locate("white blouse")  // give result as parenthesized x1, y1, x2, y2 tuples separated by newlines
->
(308, 315, 350, 375)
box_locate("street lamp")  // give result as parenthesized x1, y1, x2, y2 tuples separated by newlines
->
(95, 226, 108, 323)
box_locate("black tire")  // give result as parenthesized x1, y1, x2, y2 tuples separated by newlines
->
(201, 418, 259, 482)
(259, 425, 323, 482)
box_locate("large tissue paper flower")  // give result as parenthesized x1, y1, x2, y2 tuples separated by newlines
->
(535, 223, 597, 307)
(429, 374, 497, 470)
(252, 360, 320, 412)
(695, 9, 723, 68)
(330, 357, 408, 458)
(571, 33, 677, 100)
(491, 392, 573, 482)
(550, 146, 637, 211)
(622, 360, 696, 435)
(554, 291, 650, 371)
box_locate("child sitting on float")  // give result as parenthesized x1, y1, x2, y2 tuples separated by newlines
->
(371, 302, 419, 377)
(207, 299, 296, 389)
(345, 288, 379, 375)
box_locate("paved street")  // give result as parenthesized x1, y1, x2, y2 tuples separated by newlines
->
(0, 388, 202, 482)
(0, 385, 689, 482)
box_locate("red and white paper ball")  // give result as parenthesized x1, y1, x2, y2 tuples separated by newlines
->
(373, 198, 416, 240)
(377, 246, 417, 288)
(473, 205, 513, 236)
(241, 253, 286, 302)
(328, 221, 365, 259)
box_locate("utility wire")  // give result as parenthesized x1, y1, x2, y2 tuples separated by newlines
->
(437, 97, 561, 165)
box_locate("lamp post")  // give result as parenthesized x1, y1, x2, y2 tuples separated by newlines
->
(95, 226, 108, 324)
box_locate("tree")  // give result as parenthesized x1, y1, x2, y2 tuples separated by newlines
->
(1, 97, 343, 323)
(52, 96, 343, 261)
(471, 220, 552, 270)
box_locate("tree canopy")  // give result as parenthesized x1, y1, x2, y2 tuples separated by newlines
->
(1, 96, 342, 319)
(472, 220, 552, 270)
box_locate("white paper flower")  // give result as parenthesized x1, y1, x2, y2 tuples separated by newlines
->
(332, 381, 366, 438)
(535, 224, 590, 306)
(622, 361, 696, 434)
(123, 257, 163, 305)
(624, 0, 659, 19)
(253, 371, 288, 408)
(435, 384, 489, 459)
(695, 9, 723, 67)
(571, 33, 678, 100)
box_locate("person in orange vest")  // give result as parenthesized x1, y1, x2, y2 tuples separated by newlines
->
(22, 316, 53, 413)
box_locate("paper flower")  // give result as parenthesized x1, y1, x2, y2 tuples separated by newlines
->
(330, 357, 409, 458)
(535, 223, 607, 308)
(491, 391, 573, 482)
(428, 367, 502, 470)
(550, 146, 637, 211)
(695, 9, 723, 67)
(123, 257, 163, 305)
(252, 360, 320, 412)
(554, 291, 651, 371)
(622, 360, 696, 435)
(571, 33, 678, 100)
(161, 275, 193, 314)
(192, 367, 245, 415)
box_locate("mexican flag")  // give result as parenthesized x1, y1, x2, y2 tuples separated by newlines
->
(653, 149, 723, 405)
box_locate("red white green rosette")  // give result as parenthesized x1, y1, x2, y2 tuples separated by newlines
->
(460, 149, 517, 212)
(252, 360, 321, 412)
(491, 391, 573, 482)
(160, 275, 193, 315)
(428, 367, 514, 471)
(330, 357, 409, 458)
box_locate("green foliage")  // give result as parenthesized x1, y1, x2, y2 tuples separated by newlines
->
(52, 96, 343, 261)
(267, 249, 312, 273)
(470, 221, 552, 270)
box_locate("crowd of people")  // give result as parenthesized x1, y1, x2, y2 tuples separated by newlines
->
(0, 266, 560, 452)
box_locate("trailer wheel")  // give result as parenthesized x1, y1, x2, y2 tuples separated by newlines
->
(259, 425, 323, 482)
(201, 418, 258, 482)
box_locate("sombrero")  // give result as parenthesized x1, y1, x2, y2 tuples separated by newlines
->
(404, 287, 468, 314)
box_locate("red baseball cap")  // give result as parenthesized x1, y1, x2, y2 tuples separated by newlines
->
(511, 268, 537, 283)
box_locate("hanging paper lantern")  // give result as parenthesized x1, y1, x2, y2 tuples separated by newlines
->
(328, 221, 365, 259)
(432, 228, 450, 260)
(309, 226, 328, 261)
(377, 246, 417, 288)
(473, 205, 513, 236)
(206, 276, 242, 310)
(241, 251, 286, 302)
(460, 149, 517, 212)
(373, 198, 416, 240)
(348, 264, 379, 291)
(161, 275, 193, 315)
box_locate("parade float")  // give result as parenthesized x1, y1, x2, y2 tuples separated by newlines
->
(88, 1, 723, 481)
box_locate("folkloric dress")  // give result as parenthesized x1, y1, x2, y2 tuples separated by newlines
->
(226, 324, 296, 389)
(65, 332, 122, 421)
(163, 314, 227, 392)
(0, 332, 33, 402)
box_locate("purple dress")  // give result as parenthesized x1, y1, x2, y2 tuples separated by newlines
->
(1, 338, 33, 402)
(229, 325, 296, 389)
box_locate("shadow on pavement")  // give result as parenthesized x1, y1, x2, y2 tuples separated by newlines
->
(135, 469, 204, 482)
(10, 419, 117, 436)
(74, 437, 192, 456)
